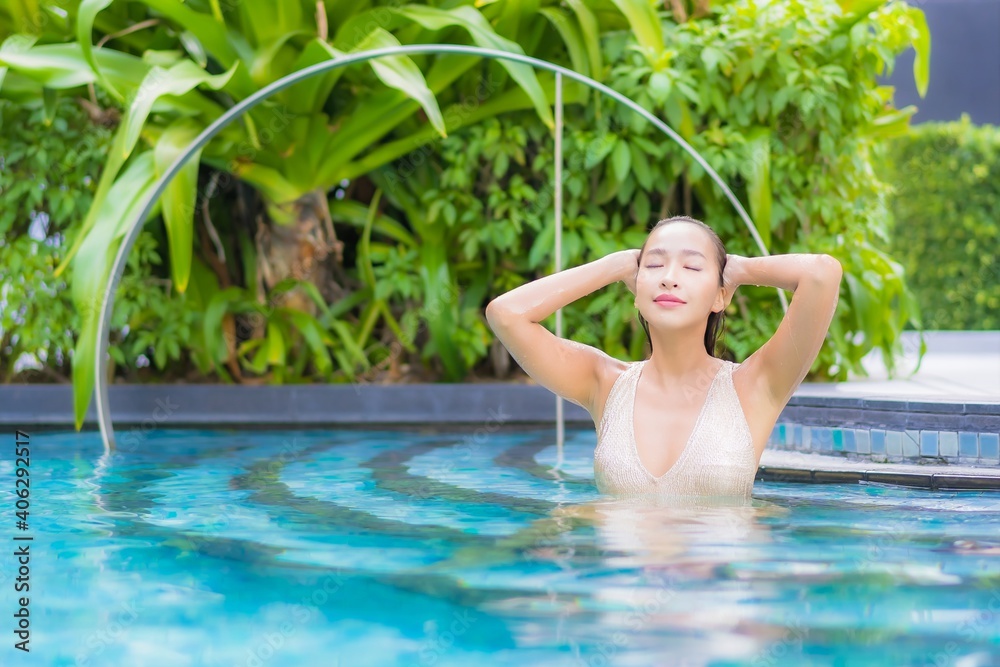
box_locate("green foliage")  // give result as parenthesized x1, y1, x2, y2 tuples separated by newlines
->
(1, 0, 572, 427)
(578, 0, 929, 379)
(0, 97, 197, 382)
(367, 0, 929, 380)
(879, 115, 1000, 330)
(2, 0, 935, 407)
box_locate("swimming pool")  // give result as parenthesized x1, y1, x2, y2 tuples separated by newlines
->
(7, 427, 1000, 666)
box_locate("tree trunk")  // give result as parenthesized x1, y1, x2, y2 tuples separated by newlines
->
(255, 188, 348, 314)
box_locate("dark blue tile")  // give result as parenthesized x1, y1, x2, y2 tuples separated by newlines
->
(980, 433, 1000, 461)
(919, 431, 938, 457)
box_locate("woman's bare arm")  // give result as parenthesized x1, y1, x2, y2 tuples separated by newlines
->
(486, 250, 638, 413)
(727, 253, 843, 408)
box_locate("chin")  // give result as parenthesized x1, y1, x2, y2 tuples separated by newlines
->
(644, 313, 694, 328)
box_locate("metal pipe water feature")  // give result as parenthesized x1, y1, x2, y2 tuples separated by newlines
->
(92, 44, 787, 452)
(554, 72, 565, 458)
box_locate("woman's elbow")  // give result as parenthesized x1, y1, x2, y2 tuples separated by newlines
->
(486, 299, 513, 328)
(812, 254, 843, 282)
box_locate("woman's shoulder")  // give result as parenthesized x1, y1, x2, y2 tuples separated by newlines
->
(590, 357, 643, 427)
(597, 356, 640, 387)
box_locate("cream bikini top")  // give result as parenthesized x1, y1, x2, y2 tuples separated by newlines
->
(594, 359, 757, 499)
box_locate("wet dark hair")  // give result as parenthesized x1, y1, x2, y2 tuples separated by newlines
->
(635, 215, 728, 358)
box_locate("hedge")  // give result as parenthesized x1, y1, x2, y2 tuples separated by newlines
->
(880, 115, 1000, 330)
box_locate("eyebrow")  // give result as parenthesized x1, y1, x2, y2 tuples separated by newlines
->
(644, 247, 707, 260)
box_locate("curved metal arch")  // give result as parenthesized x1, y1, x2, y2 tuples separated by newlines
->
(95, 43, 788, 450)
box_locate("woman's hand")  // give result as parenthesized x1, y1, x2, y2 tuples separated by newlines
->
(721, 254, 744, 309)
(619, 249, 641, 295)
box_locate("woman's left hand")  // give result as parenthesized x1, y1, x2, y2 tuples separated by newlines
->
(721, 254, 744, 309)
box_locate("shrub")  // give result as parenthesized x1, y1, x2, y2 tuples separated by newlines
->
(879, 115, 1000, 330)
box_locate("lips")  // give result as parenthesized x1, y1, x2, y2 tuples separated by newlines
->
(654, 294, 685, 304)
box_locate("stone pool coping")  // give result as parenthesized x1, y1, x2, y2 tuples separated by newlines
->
(3, 383, 999, 427)
(757, 450, 1000, 490)
(3, 382, 998, 489)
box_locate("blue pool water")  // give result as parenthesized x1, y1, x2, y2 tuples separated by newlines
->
(4, 428, 1000, 666)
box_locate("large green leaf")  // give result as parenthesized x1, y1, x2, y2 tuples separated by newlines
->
(282, 309, 334, 376)
(119, 61, 237, 169)
(343, 71, 587, 180)
(907, 6, 930, 98)
(70, 152, 160, 430)
(76, 0, 119, 100)
(606, 0, 663, 65)
(154, 117, 203, 294)
(203, 287, 247, 364)
(329, 199, 416, 247)
(310, 54, 483, 187)
(237, 0, 305, 49)
(397, 4, 554, 128)
(134, 0, 255, 97)
(282, 37, 344, 114)
(4, 0, 43, 35)
(249, 29, 311, 87)
(0, 33, 37, 93)
(71, 308, 97, 432)
(564, 0, 603, 80)
(0, 42, 149, 90)
(229, 162, 302, 206)
(538, 7, 589, 77)
(265, 322, 286, 366)
(56, 59, 237, 275)
(355, 27, 447, 137)
(744, 128, 772, 250)
(136, 0, 240, 66)
(71, 152, 159, 309)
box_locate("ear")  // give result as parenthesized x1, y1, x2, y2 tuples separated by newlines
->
(713, 286, 727, 313)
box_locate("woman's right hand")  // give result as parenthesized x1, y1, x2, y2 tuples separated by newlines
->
(619, 249, 640, 295)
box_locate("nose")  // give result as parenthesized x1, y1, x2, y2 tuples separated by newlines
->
(660, 263, 679, 287)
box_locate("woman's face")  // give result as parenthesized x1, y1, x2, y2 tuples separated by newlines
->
(635, 223, 725, 329)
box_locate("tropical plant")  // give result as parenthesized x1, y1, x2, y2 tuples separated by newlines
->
(562, 0, 932, 378)
(0, 0, 580, 427)
(0, 0, 935, 429)
(0, 95, 180, 383)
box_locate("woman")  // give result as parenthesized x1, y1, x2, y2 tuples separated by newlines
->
(485, 215, 842, 499)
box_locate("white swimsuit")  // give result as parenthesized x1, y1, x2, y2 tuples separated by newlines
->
(594, 359, 757, 499)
